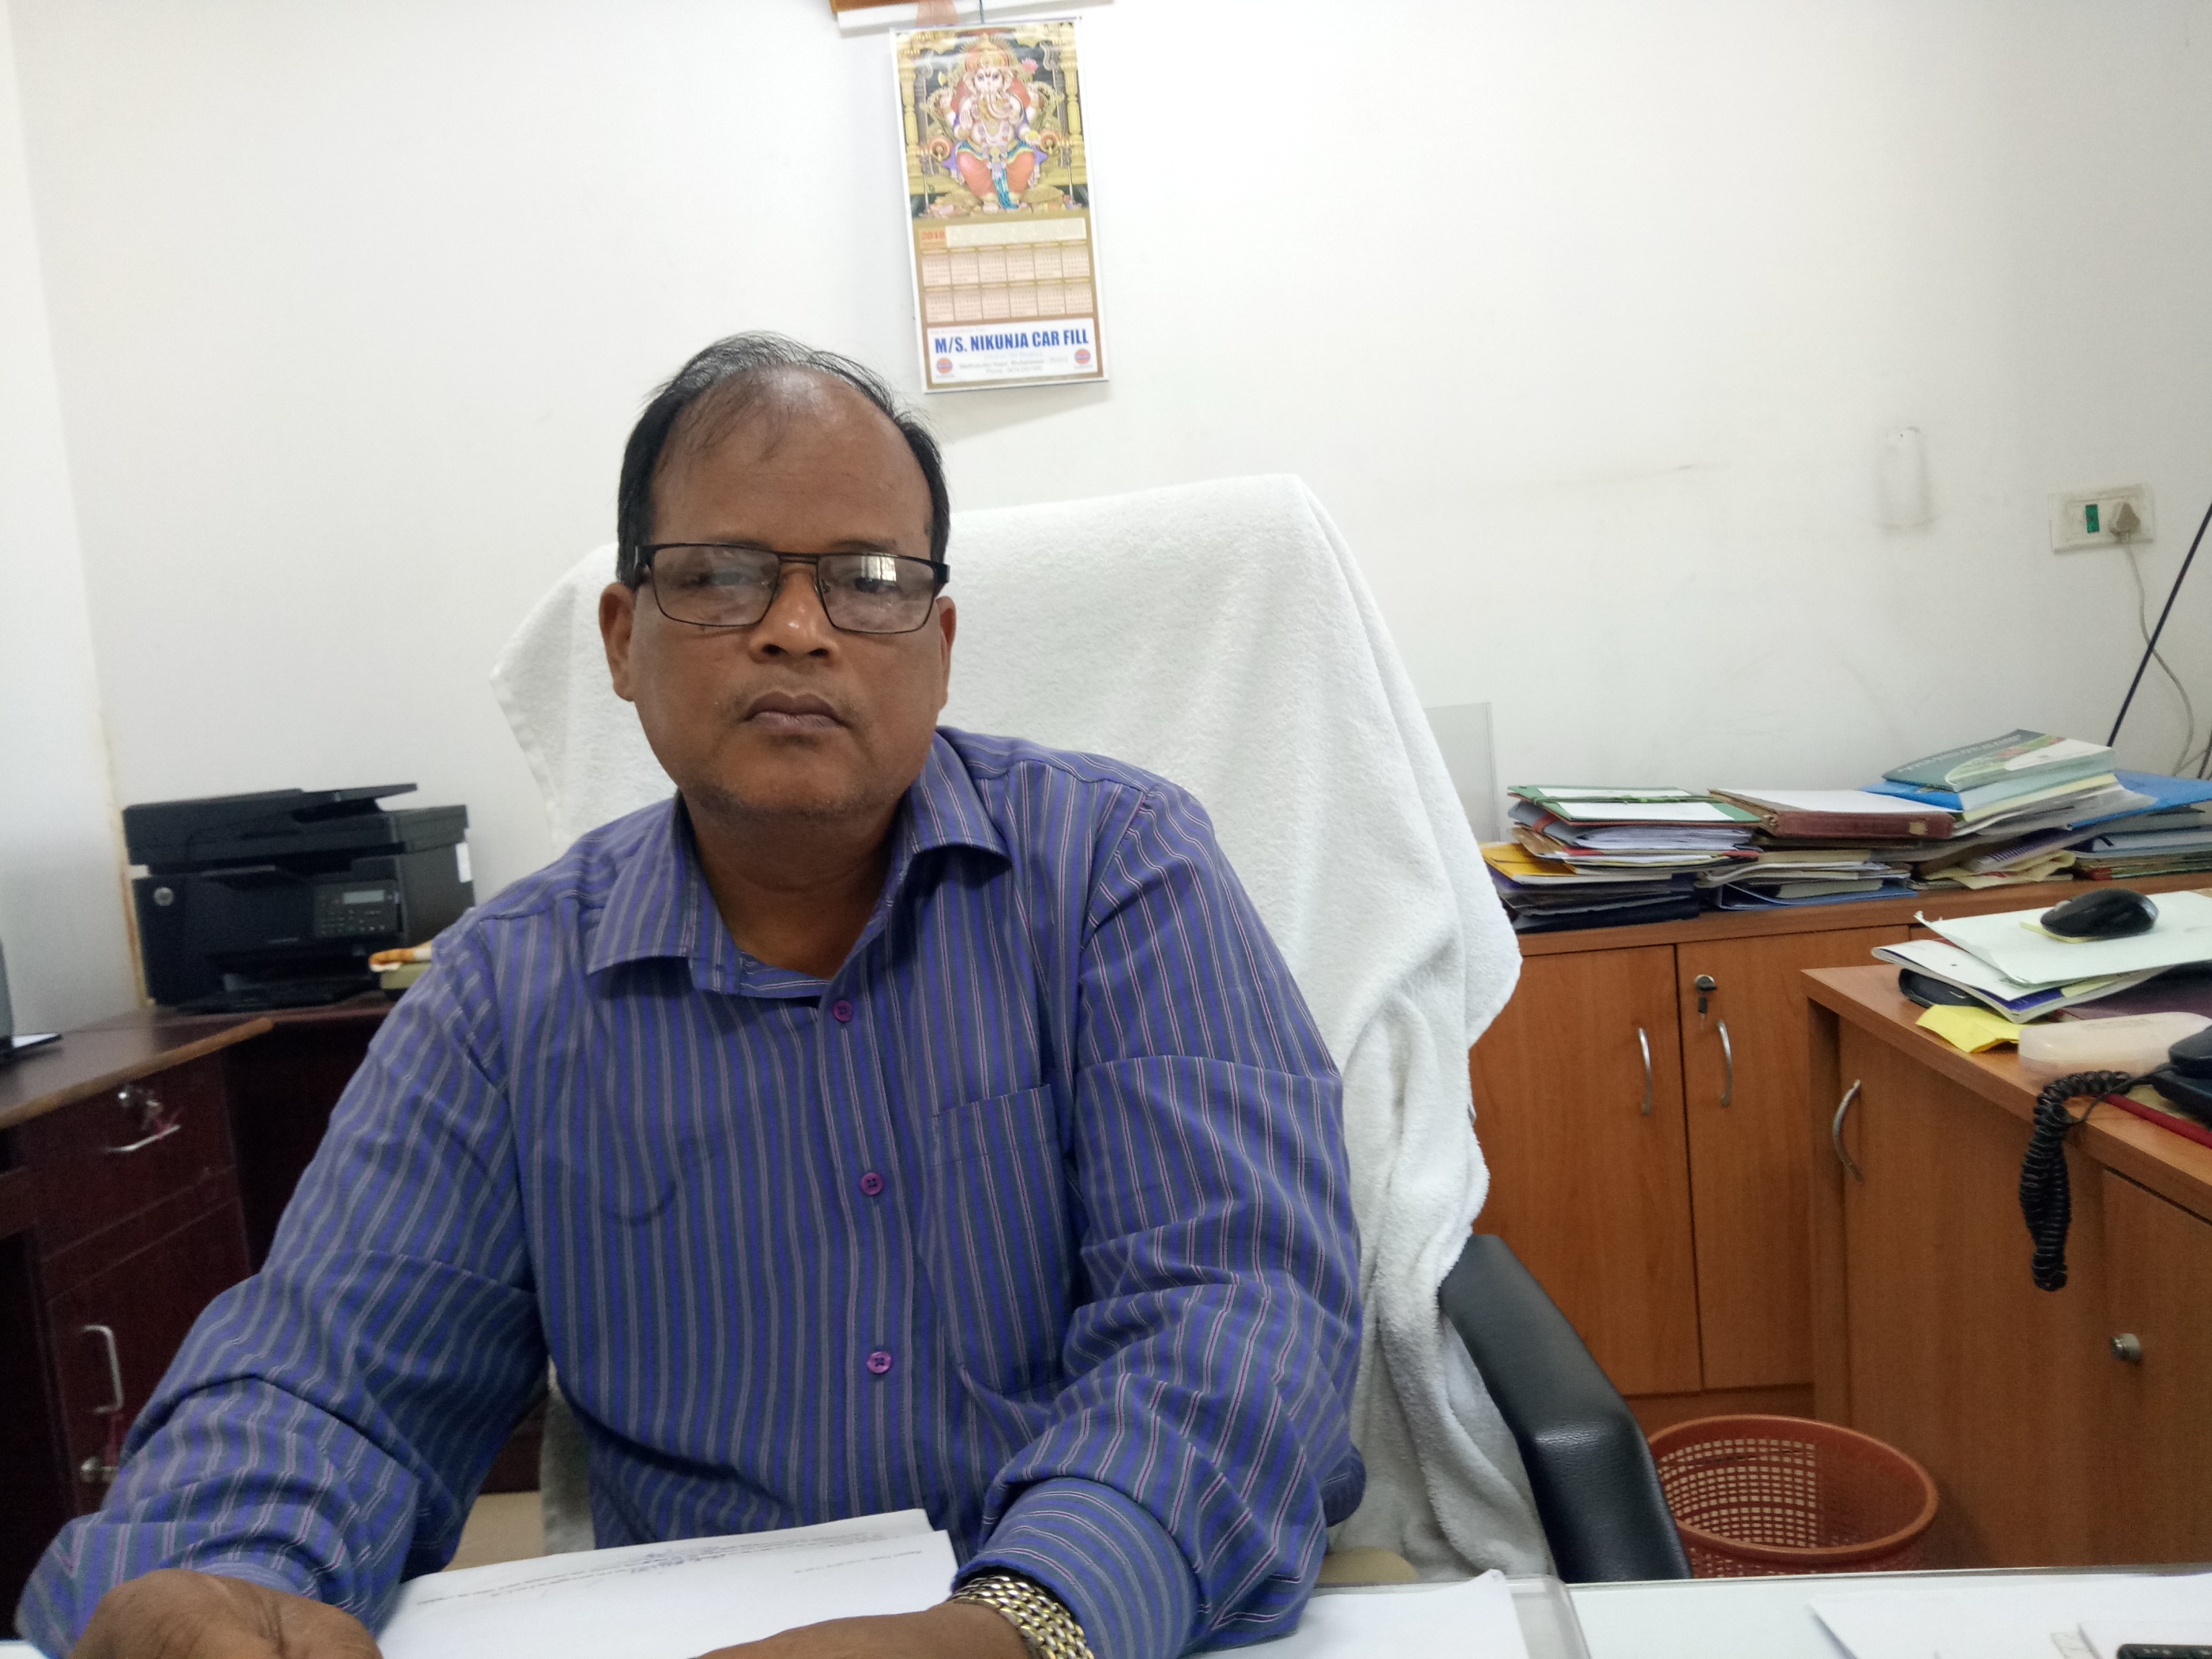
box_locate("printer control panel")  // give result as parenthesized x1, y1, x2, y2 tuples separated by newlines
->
(313, 883, 402, 941)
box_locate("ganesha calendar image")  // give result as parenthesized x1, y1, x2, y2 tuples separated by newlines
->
(893, 21, 1107, 391)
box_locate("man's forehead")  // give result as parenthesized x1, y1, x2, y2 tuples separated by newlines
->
(669, 367, 904, 471)
(652, 370, 931, 544)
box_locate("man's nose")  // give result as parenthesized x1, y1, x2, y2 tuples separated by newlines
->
(751, 563, 836, 656)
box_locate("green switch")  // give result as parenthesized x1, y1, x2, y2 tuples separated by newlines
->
(2086, 502, 2101, 535)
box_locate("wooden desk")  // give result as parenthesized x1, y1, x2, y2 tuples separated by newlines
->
(0, 1015, 271, 1627)
(1473, 871, 2212, 1428)
(1806, 964, 2212, 1568)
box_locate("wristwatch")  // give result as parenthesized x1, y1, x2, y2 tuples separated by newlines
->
(948, 1571, 1095, 1659)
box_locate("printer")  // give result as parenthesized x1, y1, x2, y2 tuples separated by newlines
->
(125, 783, 473, 1010)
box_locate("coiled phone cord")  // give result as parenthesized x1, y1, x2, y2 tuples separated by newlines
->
(2018, 1070, 2136, 1291)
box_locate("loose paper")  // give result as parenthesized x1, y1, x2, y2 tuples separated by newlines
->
(1724, 789, 1954, 817)
(1813, 1571, 2212, 1659)
(1264, 1574, 1529, 1659)
(895, 23, 1105, 392)
(1924, 890, 2212, 986)
(376, 1512, 954, 1659)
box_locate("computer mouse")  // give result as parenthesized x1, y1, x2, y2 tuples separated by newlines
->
(2040, 886, 2158, 941)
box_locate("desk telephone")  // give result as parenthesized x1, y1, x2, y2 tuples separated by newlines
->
(2018, 1022, 2212, 1292)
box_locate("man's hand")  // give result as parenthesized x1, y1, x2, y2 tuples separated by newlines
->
(699, 1601, 1029, 1659)
(73, 1568, 379, 1659)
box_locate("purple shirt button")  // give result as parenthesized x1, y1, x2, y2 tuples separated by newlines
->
(860, 1171, 886, 1197)
(865, 1349, 893, 1375)
(832, 999, 854, 1023)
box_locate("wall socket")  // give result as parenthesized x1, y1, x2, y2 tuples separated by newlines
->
(2051, 483, 2154, 552)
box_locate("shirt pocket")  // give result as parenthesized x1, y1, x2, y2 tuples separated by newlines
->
(922, 1083, 1072, 1399)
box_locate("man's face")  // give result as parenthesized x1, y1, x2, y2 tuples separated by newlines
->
(600, 373, 955, 830)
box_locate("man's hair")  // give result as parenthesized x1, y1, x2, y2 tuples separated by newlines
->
(615, 332, 951, 587)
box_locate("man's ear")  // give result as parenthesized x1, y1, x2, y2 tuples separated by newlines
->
(934, 596, 957, 709)
(600, 581, 640, 704)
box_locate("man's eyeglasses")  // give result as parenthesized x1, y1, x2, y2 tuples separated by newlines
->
(638, 544, 950, 636)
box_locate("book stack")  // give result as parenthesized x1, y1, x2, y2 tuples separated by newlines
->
(1477, 736, 2212, 935)
(2073, 790, 2212, 881)
(1486, 788, 1755, 933)
(1701, 789, 1935, 909)
(1868, 732, 2152, 887)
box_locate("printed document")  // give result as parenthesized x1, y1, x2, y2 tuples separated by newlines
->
(376, 1511, 954, 1659)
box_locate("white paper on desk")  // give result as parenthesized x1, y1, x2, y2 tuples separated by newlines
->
(1546, 800, 1741, 824)
(1725, 789, 1953, 817)
(2082, 1571, 2212, 1657)
(376, 1510, 954, 1659)
(1814, 1572, 2212, 1659)
(1923, 890, 2212, 986)
(1247, 1574, 1528, 1659)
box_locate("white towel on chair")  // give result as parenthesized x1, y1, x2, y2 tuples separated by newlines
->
(490, 474, 1544, 1577)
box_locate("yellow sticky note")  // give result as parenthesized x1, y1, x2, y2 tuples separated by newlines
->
(1917, 1003, 2026, 1054)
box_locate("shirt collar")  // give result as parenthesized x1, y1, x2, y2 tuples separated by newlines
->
(585, 730, 1008, 981)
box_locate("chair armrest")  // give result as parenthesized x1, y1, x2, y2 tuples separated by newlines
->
(1440, 1234, 1691, 1582)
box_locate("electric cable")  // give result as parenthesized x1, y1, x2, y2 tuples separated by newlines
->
(2018, 1070, 2137, 1291)
(2122, 538, 2199, 772)
(2109, 488, 2212, 750)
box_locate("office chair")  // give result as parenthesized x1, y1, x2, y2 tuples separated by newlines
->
(495, 474, 1690, 1582)
(1443, 1235, 1690, 1581)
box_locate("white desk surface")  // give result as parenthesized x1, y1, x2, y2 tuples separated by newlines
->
(1570, 1565, 2211, 1659)
(6, 1567, 2205, 1659)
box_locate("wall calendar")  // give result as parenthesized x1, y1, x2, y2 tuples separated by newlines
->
(893, 21, 1106, 392)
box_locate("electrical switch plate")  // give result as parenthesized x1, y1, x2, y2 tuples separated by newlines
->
(2051, 483, 2155, 552)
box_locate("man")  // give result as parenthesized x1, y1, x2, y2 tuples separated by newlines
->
(26, 334, 1364, 1659)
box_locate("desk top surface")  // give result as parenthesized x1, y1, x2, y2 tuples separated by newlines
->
(0, 1016, 271, 1134)
(1571, 1564, 2209, 1659)
(1806, 961, 2212, 1218)
(0, 995, 390, 1134)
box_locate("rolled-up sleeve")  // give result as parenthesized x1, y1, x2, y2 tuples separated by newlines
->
(17, 927, 546, 1654)
(961, 783, 1364, 1659)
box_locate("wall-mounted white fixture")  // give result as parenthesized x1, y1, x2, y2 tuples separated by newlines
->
(2051, 483, 2156, 552)
(1877, 426, 1932, 529)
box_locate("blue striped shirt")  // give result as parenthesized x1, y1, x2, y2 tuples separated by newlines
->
(21, 730, 1364, 1659)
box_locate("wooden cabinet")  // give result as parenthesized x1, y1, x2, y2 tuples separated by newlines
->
(1472, 947, 1699, 1394)
(1830, 1018, 2109, 1566)
(1678, 927, 1906, 1389)
(2099, 1169, 2212, 1562)
(0, 1022, 267, 1624)
(1809, 964, 2212, 1567)
(1476, 872, 2210, 1423)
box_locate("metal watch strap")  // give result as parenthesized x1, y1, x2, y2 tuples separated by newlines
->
(948, 1571, 1095, 1659)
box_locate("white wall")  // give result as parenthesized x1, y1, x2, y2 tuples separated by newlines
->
(9, 0, 2212, 905)
(0, 0, 135, 1031)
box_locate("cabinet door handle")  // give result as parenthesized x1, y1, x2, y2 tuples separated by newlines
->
(81, 1324, 126, 1416)
(1636, 1026, 1653, 1115)
(1831, 1082, 1864, 1183)
(105, 1122, 182, 1156)
(1717, 1019, 1734, 1108)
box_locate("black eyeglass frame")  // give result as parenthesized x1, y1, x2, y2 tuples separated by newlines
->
(635, 544, 952, 636)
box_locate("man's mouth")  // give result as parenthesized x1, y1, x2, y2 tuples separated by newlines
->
(743, 692, 844, 734)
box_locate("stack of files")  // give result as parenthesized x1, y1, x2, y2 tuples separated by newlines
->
(1872, 936, 2165, 1020)
(2073, 773, 2212, 878)
(1875, 889, 2212, 1018)
(1918, 769, 2212, 886)
(1506, 787, 1759, 872)
(1702, 789, 1929, 908)
(1868, 730, 2122, 822)
(1483, 842, 1701, 935)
